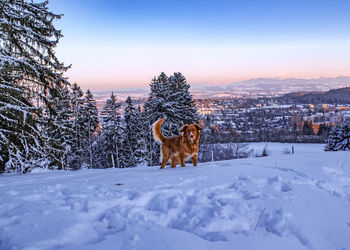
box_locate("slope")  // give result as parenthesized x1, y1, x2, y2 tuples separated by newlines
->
(0, 143, 350, 250)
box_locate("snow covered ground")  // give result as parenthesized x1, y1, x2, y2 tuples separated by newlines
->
(1, 143, 350, 250)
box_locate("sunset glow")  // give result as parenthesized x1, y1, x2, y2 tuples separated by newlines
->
(50, 0, 350, 91)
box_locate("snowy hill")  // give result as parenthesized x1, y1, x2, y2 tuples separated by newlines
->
(1, 143, 350, 250)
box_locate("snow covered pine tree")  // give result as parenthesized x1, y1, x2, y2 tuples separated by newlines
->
(80, 90, 99, 168)
(0, 0, 70, 172)
(99, 93, 123, 168)
(69, 83, 85, 169)
(120, 96, 144, 167)
(325, 123, 350, 151)
(42, 85, 74, 170)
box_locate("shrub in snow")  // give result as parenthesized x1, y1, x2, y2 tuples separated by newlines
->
(199, 142, 253, 162)
(325, 123, 350, 151)
(256, 145, 270, 157)
(229, 142, 253, 159)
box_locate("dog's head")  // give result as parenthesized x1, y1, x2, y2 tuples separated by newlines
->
(181, 123, 202, 143)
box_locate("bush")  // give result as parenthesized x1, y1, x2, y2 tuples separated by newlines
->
(255, 145, 270, 157)
(199, 142, 253, 163)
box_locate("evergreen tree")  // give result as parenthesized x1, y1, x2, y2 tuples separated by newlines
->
(169, 72, 198, 125)
(325, 127, 339, 151)
(143, 76, 165, 165)
(0, 65, 43, 173)
(80, 90, 99, 168)
(143, 72, 199, 165)
(100, 93, 123, 168)
(134, 105, 147, 163)
(0, 0, 70, 172)
(325, 123, 350, 151)
(69, 83, 84, 169)
(338, 123, 350, 150)
(42, 85, 74, 170)
(92, 136, 105, 169)
(317, 123, 331, 140)
(302, 120, 315, 135)
(120, 96, 144, 167)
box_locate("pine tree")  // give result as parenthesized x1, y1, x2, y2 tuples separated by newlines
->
(0, 65, 43, 173)
(325, 123, 350, 151)
(100, 93, 123, 168)
(143, 72, 199, 166)
(338, 123, 350, 150)
(142, 76, 165, 165)
(42, 85, 74, 170)
(69, 83, 84, 169)
(302, 120, 315, 135)
(169, 72, 198, 125)
(0, 0, 70, 172)
(120, 96, 143, 167)
(325, 127, 338, 151)
(134, 105, 147, 163)
(92, 136, 105, 169)
(317, 123, 331, 139)
(80, 90, 99, 168)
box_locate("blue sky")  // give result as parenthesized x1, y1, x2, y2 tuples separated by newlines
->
(49, 0, 350, 90)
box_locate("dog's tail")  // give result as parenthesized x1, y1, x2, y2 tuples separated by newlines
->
(153, 118, 166, 144)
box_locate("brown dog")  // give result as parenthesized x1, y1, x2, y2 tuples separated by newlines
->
(153, 118, 202, 169)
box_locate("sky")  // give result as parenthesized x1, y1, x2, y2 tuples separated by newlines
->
(49, 0, 350, 91)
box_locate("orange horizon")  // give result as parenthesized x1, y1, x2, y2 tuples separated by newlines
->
(66, 73, 350, 91)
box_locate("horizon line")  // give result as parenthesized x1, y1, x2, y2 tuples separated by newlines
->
(85, 75, 350, 94)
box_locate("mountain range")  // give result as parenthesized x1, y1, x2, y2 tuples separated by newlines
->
(190, 76, 350, 98)
(93, 76, 350, 102)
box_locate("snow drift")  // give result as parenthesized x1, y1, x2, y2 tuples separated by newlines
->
(0, 143, 350, 250)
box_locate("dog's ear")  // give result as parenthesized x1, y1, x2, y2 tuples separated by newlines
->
(194, 124, 203, 131)
(180, 124, 189, 133)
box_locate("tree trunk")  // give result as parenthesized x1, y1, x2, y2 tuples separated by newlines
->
(89, 119, 92, 168)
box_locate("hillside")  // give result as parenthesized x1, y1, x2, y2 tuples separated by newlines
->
(1, 143, 350, 250)
(281, 87, 350, 104)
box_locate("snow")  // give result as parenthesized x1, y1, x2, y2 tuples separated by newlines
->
(1, 143, 350, 250)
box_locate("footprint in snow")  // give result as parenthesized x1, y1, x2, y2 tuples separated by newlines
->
(268, 176, 283, 184)
(242, 191, 261, 200)
(316, 180, 343, 199)
(281, 182, 293, 192)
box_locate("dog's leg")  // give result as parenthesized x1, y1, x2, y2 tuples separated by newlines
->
(171, 157, 178, 168)
(192, 154, 198, 167)
(180, 154, 186, 167)
(160, 153, 170, 169)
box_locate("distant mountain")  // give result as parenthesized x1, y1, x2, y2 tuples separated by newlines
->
(191, 76, 350, 98)
(91, 76, 350, 102)
(280, 87, 350, 104)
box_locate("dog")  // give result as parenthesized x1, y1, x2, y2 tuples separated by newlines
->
(153, 118, 202, 169)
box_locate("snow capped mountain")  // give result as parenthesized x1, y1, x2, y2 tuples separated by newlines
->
(1, 143, 350, 250)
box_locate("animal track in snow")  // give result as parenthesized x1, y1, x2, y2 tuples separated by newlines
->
(88, 175, 304, 245)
